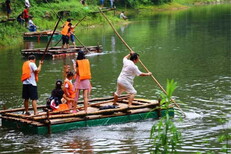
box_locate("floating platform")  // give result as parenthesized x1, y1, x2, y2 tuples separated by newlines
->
(21, 45, 103, 58)
(23, 30, 62, 41)
(0, 96, 174, 135)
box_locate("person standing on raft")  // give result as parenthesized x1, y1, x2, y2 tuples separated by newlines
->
(21, 55, 43, 115)
(113, 52, 152, 106)
(73, 51, 92, 113)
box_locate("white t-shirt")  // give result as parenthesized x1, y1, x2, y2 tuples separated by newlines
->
(23, 62, 38, 86)
(28, 19, 35, 27)
(118, 57, 142, 84)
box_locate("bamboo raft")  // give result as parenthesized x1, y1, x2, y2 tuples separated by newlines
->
(0, 96, 174, 135)
(23, 30, 62, 41)
(21, 45, 103, 58)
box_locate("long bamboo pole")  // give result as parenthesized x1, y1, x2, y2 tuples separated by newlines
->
(42, 15, 62, 61)
(98, 8, 186, 117)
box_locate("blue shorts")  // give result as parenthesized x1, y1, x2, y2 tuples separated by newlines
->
(22, 84, 38, 100)
(70, 34, 75, 43)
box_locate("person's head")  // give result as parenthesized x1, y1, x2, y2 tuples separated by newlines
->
(130, 53, 139, 63)
(76, 50, 85, 60)
(67, 18, 72, 22)
(66, 71, 74, 79)
(68, 23, 72, 27)
(55, 80, 62, 89)
(29, 15, 33, 19)
(28, 55, 36, 61)
(25, 6, 29, 9)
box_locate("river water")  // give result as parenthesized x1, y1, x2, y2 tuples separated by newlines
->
(0, 3, 230, 153)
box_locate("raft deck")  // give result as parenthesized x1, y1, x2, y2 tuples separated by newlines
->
(0, 96, 174, 135)
(21, 45, 103, 58)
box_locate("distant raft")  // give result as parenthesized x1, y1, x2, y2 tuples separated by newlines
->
(0, 96, 174, 135)
(23, 30, 62, 41)
(21, 45, 103, 58)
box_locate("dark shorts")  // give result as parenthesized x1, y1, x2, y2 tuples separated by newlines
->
(62, 35, 69, 45)
(22, 84, 38, 100)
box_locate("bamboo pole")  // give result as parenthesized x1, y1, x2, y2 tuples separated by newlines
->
(42, 15, 62, 61)
(98, 8, 186, 117)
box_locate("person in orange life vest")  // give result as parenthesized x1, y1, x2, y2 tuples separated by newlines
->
(73, 51, 91, 112)
(21, 55, 43, 115)
(23, 6, 29, 27)
(64, 71, 77, 112)
(113, 52, 152, 107)
(61, 22, 72, 49)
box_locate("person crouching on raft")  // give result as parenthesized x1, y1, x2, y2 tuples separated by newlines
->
(73, 51, 91, 113)
(113, 52, 152, 107)
(64, 71, 77, 113)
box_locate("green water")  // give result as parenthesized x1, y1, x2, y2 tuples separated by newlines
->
(0, 4, 230, 153)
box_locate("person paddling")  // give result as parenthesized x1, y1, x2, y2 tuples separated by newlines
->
(21, 55, 43, 115)
(113, 52, 152, 106)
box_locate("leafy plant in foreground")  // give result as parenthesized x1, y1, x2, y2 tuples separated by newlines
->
(149, 79, 181, 153)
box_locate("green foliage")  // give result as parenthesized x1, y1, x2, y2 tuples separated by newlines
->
(158, 79, 178, 108)
(149, 79, 181, 153)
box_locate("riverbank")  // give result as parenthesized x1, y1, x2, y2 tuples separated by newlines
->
(0, 0, 229, 48)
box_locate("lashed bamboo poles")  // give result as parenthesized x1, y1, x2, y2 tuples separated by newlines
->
(98, 8, 186, 117)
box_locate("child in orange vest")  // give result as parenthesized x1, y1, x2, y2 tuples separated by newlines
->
(64, 72, 77, 113)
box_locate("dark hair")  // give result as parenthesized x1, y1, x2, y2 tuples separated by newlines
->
(67, 18, 72, 22)
(66, 71, 74, 78)
(76, 50, 85, 60)
(28, 55, 36, 60)
(68, 23, 72, 26)
(55, 80, 62, 89)
(130, 53, 139, 61)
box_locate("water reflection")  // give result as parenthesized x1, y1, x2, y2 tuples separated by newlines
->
(24, 41, 35, 49)
(62, 138, 93, 153)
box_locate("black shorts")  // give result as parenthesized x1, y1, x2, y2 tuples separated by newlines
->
(22, 84, 38, 100)
(62, 35, 69, 45)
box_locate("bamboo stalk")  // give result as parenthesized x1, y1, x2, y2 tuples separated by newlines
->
(98, 8, 186, 117)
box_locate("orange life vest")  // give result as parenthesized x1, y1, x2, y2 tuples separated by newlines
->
(53, 103, 69, 112)
(76, 59, 91, 80)
(61, 21, 70, 36)
(64, 79, 76, 98)
(21, 61, 38, 82)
